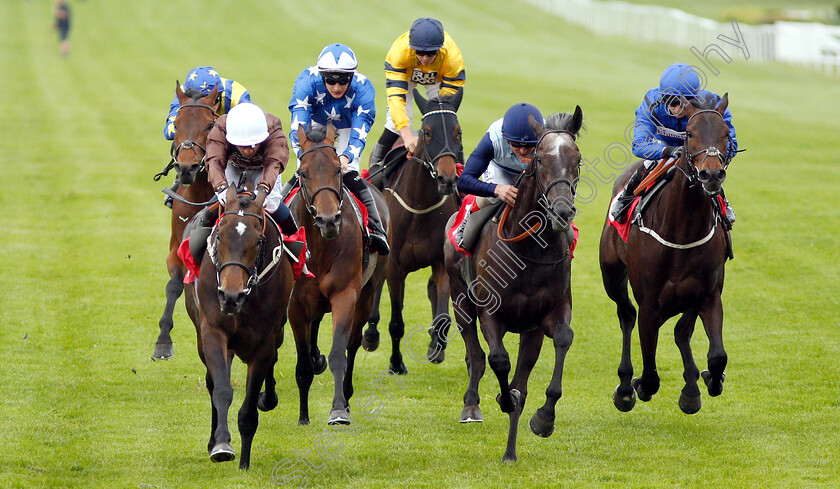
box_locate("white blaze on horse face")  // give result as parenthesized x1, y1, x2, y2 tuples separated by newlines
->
(545, 133, 573, 178)
(236, 222, 247, 236)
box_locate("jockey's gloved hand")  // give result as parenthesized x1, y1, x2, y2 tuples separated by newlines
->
(215, 185, 229, 207)
(662, 146, 683, 159)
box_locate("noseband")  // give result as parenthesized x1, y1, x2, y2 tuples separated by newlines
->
(680, 109, 732, 186)
(210, 207, 266, 296)
(408, 105, 461, 179)
(297, 144, 343, 218)
(171, 103, 217, 172)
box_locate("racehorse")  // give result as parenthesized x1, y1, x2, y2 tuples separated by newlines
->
(154, 82, 219, 359)
(444, 108, 583, 462)
(187, 187, 294, 469)
(600, 94, 732, 414)
(364, 87, 463, 374)
(287, 122, 389, 425)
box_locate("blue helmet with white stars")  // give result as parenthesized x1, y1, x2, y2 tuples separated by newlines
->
(183, 66, 222, 95)
(317, 44, 357, 74)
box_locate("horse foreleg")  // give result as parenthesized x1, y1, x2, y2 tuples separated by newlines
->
(201, 325, 235, 463)
(343, 321, 364, 405)
(327, 289, 359, 425)
(497, 328, 540, 463)
(289, 301, 314, 425)
(386, 268, 408, 375)
(634, 307, 663, 402)
(154, 263, 184, 359)
(427, 264, 452, 364)
(363, 281, 384, 352)
(238, 348, 273, 470)
(674, 311, 702, 414)
(699, 294, 727, 397)
(258, 346, 279, 412)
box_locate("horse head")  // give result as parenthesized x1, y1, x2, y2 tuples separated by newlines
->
(211, 187, 266, 315)
(172, 80, 219, 186)
(681, 93, 730, 196)
(413, 87, 463, 196)
(526, 106, 584, 231)
(297, 122, 342, 240)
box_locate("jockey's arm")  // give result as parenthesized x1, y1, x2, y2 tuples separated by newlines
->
(458, 133, 497, 198)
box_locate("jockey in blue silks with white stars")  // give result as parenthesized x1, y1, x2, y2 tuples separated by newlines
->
(609, 63, 738, 224)
(287, 43, 389, 255)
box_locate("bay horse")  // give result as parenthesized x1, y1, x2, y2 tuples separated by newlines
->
(444, 108, 583, 462)
(154, 82, 219, 359)
(187, 187, 294, 469)
(600, 94, 732, 414)
(287, 122, 389, 425)
(364, 87, 463, 374)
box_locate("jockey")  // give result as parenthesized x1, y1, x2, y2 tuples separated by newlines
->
(163, 66, 252, 208)
(195, 102, 299, 239)
(368, 17, 466, 165)
(609, 63, 738, 224)
(286, 43, 389, 255)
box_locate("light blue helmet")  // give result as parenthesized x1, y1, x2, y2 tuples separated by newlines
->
(501, 103, 543, 145)
(317, 43, 358, 74)
(659, 63, 701, 99)
(409, 18, 445, 51)
(183, 66, 222, 95)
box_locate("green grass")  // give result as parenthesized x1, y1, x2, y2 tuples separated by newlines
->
(613, 0, 840, 23)
(2, 0, 839, 488)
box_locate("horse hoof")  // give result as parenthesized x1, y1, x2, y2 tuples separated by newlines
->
(313, 354, 327, 375)
(152, 343, 174, 360)
(258, 391, 278, 412)
(209, 443, 235, 463)
(701, 370, 725, 397)
(632, 378, 653, 402)
(529, 411, 554, 438)
(362, 329, 380, 352)
(613, 386, 636, 412)
(327, 409, 351, 426)
(298, 417, 310, 426)
(460, 405, 483, 423)
(389, 361, 408, 375)
(496, 389, 521, 413)
(501, 452, 518, 463)
(678, 393, 702, 414)
(427, 344, 445, 364)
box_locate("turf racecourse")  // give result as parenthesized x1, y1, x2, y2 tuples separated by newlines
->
(2, 0, 839, 487)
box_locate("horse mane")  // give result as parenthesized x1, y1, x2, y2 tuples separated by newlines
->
(183, 87, 206, 101)
(304, 123, 328, 143)
(689, 95, 718, 110)
(545, 112, 585, 137)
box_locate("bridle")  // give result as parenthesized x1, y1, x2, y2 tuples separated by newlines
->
(297, 144, 343, 219)
(209, 206, 267, 296)
(157, 103, 217, 180)
(408, 104, 461, 179)
(680, 109, 732, 188)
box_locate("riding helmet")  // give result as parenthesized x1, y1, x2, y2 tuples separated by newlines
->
(659, 63, 702, 99)
(409, 18, 445, 51)
(501, 103, 543, 145)
(317, 43, 358, 74)
(225, 103, 269, 147)
(183, 66, 222, 95)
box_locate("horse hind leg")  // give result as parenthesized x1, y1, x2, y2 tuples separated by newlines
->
(531, 306, 573, 438)
(699, 295, 727, 397)
(386, 269, 408, 375)
(362, 282, 384, 352)
(154, 270, 184, 359)
(258, 346, 279, 412)
(600, 243, 638, 412)
(633, 307, 663, 403)
(238, 350, 273, 470)
(674, 311, 702, 414)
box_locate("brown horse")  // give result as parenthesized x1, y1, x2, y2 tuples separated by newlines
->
(444, 109, 583, 462)
(287, 122, 389, 425)
(600, 94, 732, 414)
(364, 88, 462, 373)
(154, 82, 219, 359)
(186, 188, 294, 469)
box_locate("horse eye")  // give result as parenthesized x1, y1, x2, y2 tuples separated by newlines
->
(207, 122, 215, 131)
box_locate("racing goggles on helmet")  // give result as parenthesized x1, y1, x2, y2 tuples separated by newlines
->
(322, 72, 353, 86)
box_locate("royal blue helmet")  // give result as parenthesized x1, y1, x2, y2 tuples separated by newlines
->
(502, 103, 543, 145)
(317, 43, 357, 74)
(183, 66, 222, 95)
(659, 63, 701, 99)
(409, 18, 444, 51)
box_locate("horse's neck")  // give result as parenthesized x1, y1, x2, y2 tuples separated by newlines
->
(394, 157, 440, 207)
(502, 173, 565, 256)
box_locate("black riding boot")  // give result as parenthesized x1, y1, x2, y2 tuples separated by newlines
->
(719, 187, 736, 225)
(370, 129, 399, 166)
(343, 171, 390, 255)
(279, 174, 299, 200)
(610, 164, 649, 224)
(164, 180, 180, 208)
(188, 206, 219, 262)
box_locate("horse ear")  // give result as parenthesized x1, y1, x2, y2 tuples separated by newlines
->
(225, 185, 237, 209)
(254, 187, 267, 207)
(567, 105, 584, 136)
(680, 94, 699, 117)
(527, 113, 544, 139)
(715, 92, 729, 116)
(449, 87, 464, 112)
(413, 88, 429, 115)
(297, 124, 309, 147)
(325, 120, 337, 144)
(175, 80, 187, 103)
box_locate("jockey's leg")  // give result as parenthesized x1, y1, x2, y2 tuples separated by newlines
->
(370, 129, 399, 167)
(269, 203, 300, 236)
(343, 170, 390, 255)
(720, 188, 735, 225)
(609, 160, 655, 224)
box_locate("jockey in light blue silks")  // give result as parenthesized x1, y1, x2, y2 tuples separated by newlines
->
(609, 63, 738, 224)
(287, 44, 389, 255)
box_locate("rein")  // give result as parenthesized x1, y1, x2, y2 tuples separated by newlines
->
(297, 144, 343, 218)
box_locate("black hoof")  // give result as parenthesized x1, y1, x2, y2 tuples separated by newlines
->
(460, 405, 483, 423)
(613, 386, 636, 412)
(153, 342, 174, 360)
(389, 361, 408, 375)
(678, 393, 702, 414)
(529, 410, 554, 437)
(209, 443, 235, 463)
(328, 408, 351, 426)
(427, 344, 445, 364)
(702, 370, 725, 397)
(298, 416, 310, 426)
(258, 391, 278, 412)
(496, 388, 521, 414)
(362, 328, 380, 352)
(632, 377, 653, 402)
(502, 452, 518, 463)
(313, 354, 327, 375)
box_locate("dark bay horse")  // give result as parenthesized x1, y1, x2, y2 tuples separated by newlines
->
(600, 94, 732, 414)
(154, 82, 219, 359)
(444, 109, 583, 462)
(364, 87, 463, 374)
(287, 123, 389, 425)
(187, 188, 294, 469)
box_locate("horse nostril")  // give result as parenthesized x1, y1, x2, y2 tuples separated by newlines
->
(717, 169, 727, 181)
(332, 214, 342, 227)
(698, 169, 711, 182)
(314, 216, 325, 227)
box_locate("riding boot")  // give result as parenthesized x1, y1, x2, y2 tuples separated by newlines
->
(370, 129, 399, 166)
(609, 163, 649, 224)
(343, 171, 390, 255)
(720, 188, 736, 225)
(164, 179, 180, 208)
(188, 206, 218, 262)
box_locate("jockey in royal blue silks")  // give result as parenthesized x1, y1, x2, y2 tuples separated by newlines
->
(609, 63, 738, 224)
(162, 66, 252, 208)
(285, 43, 389, 255)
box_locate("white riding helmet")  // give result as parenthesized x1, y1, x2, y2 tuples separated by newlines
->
(225, 103, 269, 147)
